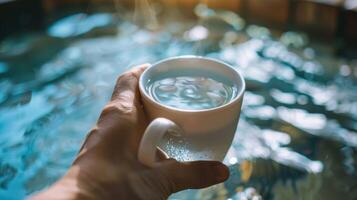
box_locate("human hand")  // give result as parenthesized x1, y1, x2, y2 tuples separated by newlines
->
(31, 64, 229, 200)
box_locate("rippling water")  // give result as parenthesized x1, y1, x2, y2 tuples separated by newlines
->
(0, 5, 356, 200)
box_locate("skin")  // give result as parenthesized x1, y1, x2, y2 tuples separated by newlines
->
(31, 64, 230, 200)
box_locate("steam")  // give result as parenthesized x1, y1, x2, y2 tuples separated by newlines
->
(133, 0, 158, 30)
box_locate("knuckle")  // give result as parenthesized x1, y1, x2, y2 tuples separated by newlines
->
(101, 103, 133, 117)
(117, 71, 136, 84)
(99, 103, 137, 124)
(102, 104, 123, 115)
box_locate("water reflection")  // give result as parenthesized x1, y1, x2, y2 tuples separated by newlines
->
(0, 62, 8, 74)
(184, 25, 209, 41)
(277, 107, 327, 130)
(48, 13, 114, 38)
(270, 89, 296, 105)
(0, 5, 356, 200)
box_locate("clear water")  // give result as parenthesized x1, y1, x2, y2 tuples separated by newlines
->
(146, 76, 237, 110)
(0, 5, 356, 200)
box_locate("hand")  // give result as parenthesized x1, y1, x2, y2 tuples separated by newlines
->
(31, 64, 229, 200)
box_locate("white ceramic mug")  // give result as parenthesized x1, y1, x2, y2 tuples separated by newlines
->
(138, 56, 245, 167)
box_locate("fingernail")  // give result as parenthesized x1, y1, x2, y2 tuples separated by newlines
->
(214, 164, 229, 182)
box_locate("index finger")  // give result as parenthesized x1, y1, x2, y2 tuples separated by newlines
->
(111, 64, 150, 105)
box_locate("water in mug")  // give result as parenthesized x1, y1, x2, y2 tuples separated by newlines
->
(145, 72, 238, 161)
(146, 75, 237, 110)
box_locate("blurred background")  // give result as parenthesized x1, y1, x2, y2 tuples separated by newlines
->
(0, 0, 356, 199)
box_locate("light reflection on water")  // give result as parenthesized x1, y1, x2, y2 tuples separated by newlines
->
(0, 6, 357, 200)
(47, 13, 113, 38)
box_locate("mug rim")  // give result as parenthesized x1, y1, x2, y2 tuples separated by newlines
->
(139, 55, 245, 113)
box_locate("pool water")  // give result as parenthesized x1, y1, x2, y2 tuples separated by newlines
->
(0, 6, 356, 200)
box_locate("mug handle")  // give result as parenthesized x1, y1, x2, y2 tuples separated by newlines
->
(138, 118, 183, 167)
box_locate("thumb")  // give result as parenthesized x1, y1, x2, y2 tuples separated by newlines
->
(159, 159, 230, 193)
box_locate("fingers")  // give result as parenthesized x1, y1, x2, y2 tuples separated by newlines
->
(111, 64, 150, 106)
(156, 148, 169, 161)
(85, 64, 150, 155)
(158, 159, 229, 192)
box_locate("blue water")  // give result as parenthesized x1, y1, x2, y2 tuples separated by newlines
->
(0, 6, 356, 200)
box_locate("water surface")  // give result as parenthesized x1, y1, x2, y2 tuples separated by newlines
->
(0, 7, 356, 200)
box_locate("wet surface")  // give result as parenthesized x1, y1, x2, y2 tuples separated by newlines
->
(0, 5, 357, 200)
